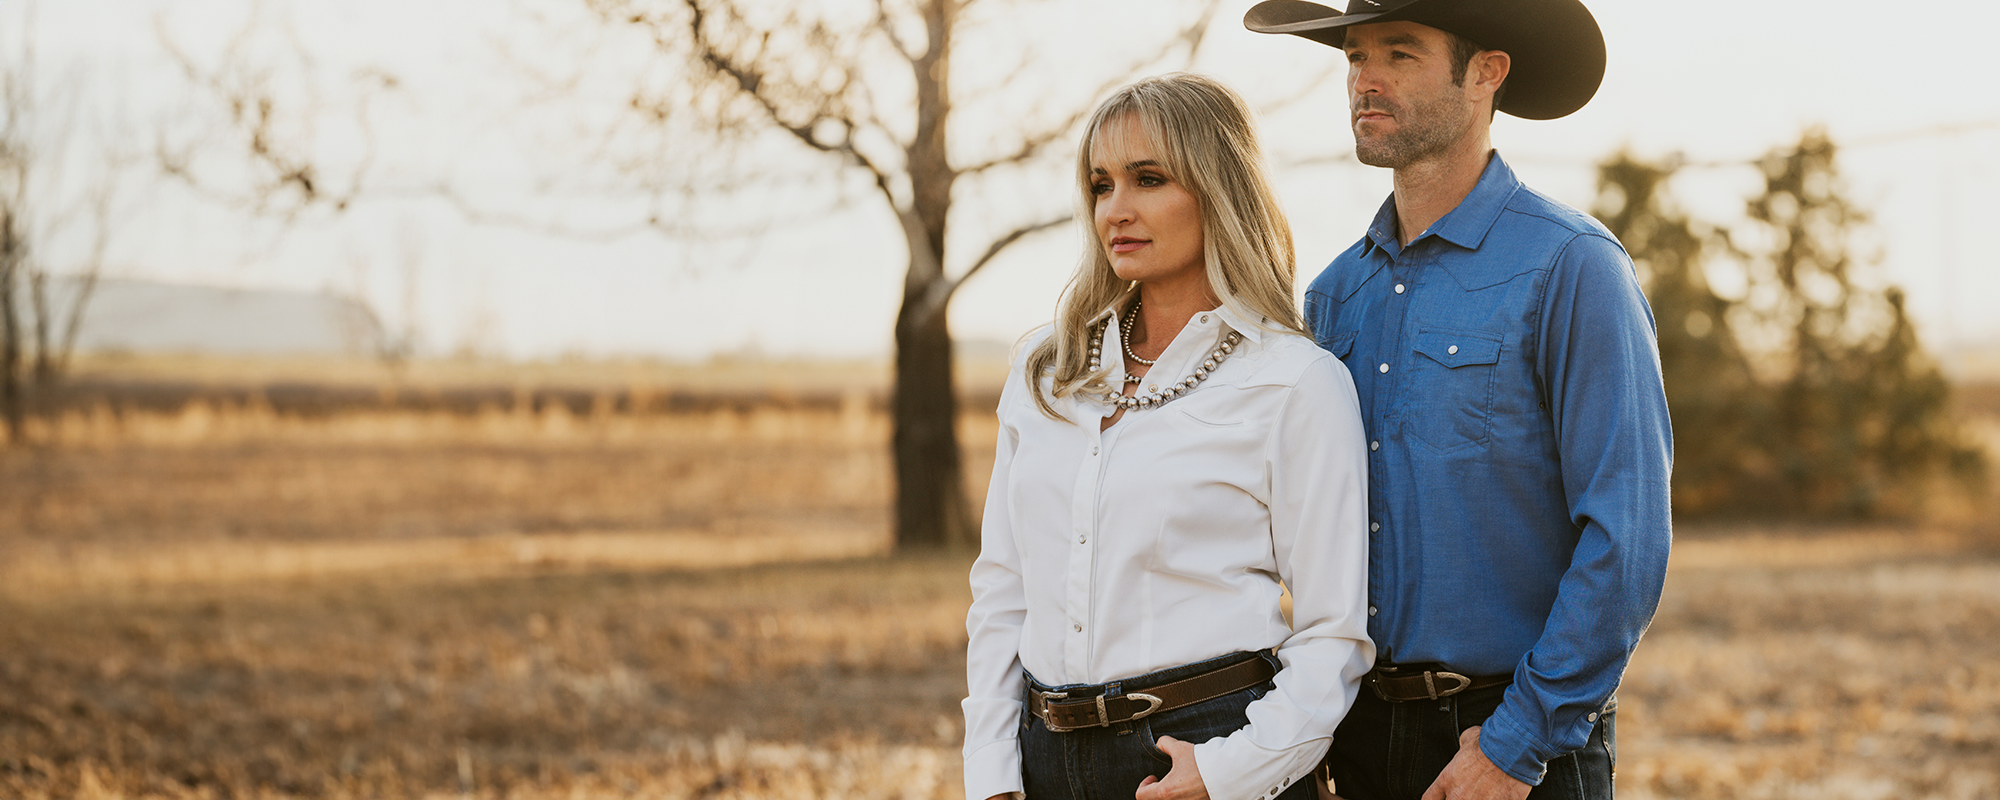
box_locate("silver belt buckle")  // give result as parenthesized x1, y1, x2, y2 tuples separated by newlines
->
(1037, 690, 1166, 732)
(1425, 671, 1473, 699)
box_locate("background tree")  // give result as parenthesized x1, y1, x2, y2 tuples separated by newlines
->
(624, 0, 1226, 549)
(1737, 129, 1986, 516)
(0, 3, 137, 445)
(1599, 131, 1987, 518)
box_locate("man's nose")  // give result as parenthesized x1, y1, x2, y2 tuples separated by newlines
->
(1348, 60, 1382, 95)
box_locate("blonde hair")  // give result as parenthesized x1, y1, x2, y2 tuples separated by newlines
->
(1024, 72, 1302, 418)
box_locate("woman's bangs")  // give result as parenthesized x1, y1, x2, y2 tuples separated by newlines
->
(1085, 110, 1178, 182)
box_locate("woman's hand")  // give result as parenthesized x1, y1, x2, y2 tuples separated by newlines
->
(1135, 735, 1209, 800)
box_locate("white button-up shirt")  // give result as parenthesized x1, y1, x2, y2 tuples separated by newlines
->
(963, 301, 1374, 800)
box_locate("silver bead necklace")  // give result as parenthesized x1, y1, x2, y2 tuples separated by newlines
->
(1119, 299, 1156, 367)
(1086, 313, 1241, 411)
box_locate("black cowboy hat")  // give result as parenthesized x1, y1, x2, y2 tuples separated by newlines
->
(1243, 0, 1605, 120)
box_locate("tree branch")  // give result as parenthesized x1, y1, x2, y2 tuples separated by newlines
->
(910, 213, 1069, 328)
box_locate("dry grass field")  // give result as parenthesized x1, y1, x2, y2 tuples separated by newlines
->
(1, 360, 1997, 799)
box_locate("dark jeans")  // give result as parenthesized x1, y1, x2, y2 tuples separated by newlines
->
(1021, 652, 1320, 800)
(1324, 684, 1615, 800)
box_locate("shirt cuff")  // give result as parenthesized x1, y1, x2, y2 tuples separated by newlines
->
(963, 737, 1024, 800)
(1192, 734, 1327, 800)
(1476, 713, 1551, 787)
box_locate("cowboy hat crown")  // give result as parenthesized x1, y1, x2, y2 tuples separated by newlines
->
(1243, 0, 1605, 120)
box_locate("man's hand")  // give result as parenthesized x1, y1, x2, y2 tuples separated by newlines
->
(1135, 735, 1210, 800)
(1420, 726, 1530, 800)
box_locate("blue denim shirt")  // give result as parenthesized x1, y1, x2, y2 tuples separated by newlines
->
(1304, 153, 1672, 785)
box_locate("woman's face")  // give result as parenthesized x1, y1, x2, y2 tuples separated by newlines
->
(1090, 115, 1205, 287)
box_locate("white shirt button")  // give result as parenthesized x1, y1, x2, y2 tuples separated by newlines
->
(1200, 314, 1209, 323)
(1378, 363, 1389, 373)
(1394, 283, 1406, 294)
(1078, 534, 1086, 544)
(1091, 446, 1098, 456)
(1072, 623, 1082, 632)
(1149, 384, 1158, 392)
(1448, 345, 1460, 355)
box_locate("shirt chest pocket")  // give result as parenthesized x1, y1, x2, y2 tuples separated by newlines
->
(1405, 328, 1503, 453)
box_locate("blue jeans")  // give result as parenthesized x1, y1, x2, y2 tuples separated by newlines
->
(1021, 652, 1320, 800)
(1324, 684, 1615, 800)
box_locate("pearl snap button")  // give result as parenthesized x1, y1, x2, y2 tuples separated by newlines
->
(1378, 363, 1389, 373)
(1394, 284, 1405, 294)
(1448, 345, 1459, 355)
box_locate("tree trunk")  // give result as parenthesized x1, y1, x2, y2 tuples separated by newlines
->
(0, 214, 23, 445)
(891, 289, 975, 551)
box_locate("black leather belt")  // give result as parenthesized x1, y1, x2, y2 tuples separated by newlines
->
(1366, 662, 1511, 702)
(1028, 653, 1277, 733)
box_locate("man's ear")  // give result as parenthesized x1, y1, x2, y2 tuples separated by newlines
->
(1472, 49, 1511, 99)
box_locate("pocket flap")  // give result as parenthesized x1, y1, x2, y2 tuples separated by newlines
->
(1413, 329, 1501, 368)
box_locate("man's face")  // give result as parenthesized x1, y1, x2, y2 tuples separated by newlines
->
(1341, 21, 1479, 169)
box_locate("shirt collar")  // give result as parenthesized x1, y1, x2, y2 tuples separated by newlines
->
(1358, 151, 1523, 258)
(1089, 287, 1263, 345)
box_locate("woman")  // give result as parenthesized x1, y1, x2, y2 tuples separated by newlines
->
(962, 73, 1373, 800)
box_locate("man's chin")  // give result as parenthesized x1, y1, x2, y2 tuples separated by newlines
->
(1353, 143, 1404, 169)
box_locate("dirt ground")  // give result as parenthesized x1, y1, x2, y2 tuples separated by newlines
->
(1, 382, 1997, 799)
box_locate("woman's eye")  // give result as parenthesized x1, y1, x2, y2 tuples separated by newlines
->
(1091, 181, 1112, 195)
(1137, 174, 1165, 187)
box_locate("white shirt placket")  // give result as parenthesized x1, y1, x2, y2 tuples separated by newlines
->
(1063, 422, 1104, 678)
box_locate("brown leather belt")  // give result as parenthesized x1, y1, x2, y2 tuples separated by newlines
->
(1028, 654, 1277, 733)
(1366, 662, 1511, 702)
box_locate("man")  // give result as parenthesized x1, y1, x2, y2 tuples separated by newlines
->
(1243, 1, 1672, 799)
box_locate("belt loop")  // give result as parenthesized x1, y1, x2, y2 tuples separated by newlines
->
(1106, 681, 1136, 735)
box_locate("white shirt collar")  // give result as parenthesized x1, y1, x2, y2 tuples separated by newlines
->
(1086, 288, 1269, 346)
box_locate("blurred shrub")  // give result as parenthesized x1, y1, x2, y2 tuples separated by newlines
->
(1595, 129, 1988, 518)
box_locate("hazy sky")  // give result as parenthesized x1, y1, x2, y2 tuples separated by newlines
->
(15, 0, 2000, 363)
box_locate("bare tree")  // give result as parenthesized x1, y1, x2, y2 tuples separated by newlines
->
(153, 0, 1235, 548)
(0, 1, 138, 444)
(618, 0, 1225, 550)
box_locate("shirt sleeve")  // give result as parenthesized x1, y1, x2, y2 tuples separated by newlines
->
(962, 360, 1030, 800)
(1192, 353, 1377, 800)
(1477, 233, 1674, 784)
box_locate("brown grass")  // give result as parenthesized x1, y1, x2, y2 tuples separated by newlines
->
(0, 373, 1996, 799)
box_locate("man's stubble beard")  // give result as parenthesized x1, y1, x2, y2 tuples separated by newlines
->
(1351, 90, 1475, 169)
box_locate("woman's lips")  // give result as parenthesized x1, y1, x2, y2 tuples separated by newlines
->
(1110, 238, 1148, 253)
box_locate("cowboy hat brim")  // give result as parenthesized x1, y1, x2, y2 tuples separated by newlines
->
(1243, 0, 1605, 120)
